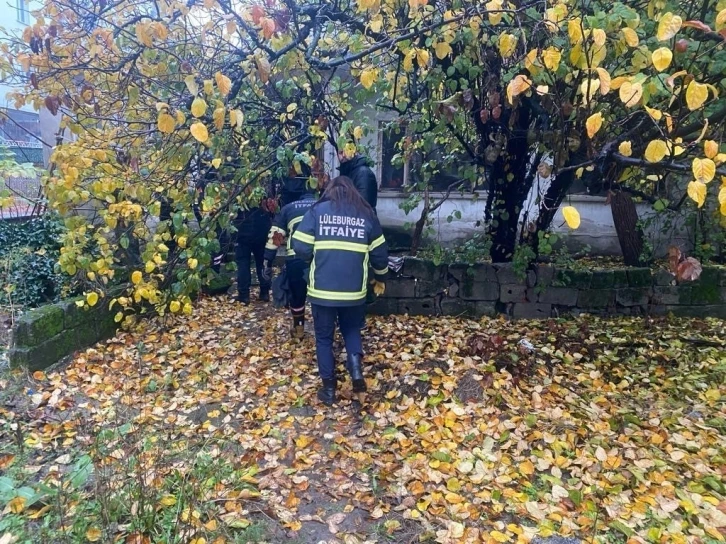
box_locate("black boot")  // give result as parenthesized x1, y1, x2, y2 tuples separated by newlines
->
(317, 378, 336, 406)
(346, 353, 367, 393)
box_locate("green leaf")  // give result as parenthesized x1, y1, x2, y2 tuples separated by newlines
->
(70, 455, 94, 490)
(609, 520, 634, 537)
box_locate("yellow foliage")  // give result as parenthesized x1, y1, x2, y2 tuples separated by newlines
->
(619, 141, 632, 157)
(190, 122, 209, 142)
(692, 158, 716, 183)
(651, 47, 672, 72)
(644, 140, 669, 163)
(498, 33, 518, 58)
(657, 12, 682, 41)
(621, 27, 639, 47)
(360, 67, 378, 89)
(215, 72, 232, 96)
(687, 180, 707, 207)
(585, 112, 603, 138)
(686, 80, 709, 110)
(191, 97, 208, 118)
(562, 206, 580, 229)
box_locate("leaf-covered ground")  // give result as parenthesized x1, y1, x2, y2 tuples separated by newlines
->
(1, 297, 725, 544)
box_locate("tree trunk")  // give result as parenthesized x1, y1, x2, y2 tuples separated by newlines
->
(410, 188, 429, 256)
(611, 191, 645, 266)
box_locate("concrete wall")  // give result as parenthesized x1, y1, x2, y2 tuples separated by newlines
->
(368, 257, 726, 320)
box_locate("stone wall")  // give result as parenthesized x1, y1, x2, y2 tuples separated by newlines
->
(368, 257, 726, 319)
(9, 297, 118, 370)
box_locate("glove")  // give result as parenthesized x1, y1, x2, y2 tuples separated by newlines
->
(262, 262, 273, 282)
(371, 279, 385, 296)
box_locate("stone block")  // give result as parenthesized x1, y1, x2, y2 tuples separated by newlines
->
(628, 268, 652, 287)
(654, 269, 676, 286)
(652, 286, 681, 305)
(461, 281, 499, 301)
(616, 288, 652, 307)
(62, 298, 93, 329)
(439, 298, 476, 317)
(649, 305, 668, 316)
(10, 331, 78, 371)
(449, 263, 497, 283)
(535, 264, 555, 287)
(590, 270, 615, 289)
(416, 280, 448, 298)
(538, 287, 579, 306)
(688, 280, 721, 304)
(512, 303, 552, 319)
(398, 298, 436, 316)
(666, 305, 726, 319)
(577, 289, 614, 308)
(526, 270, 537, 288)
(474, 302, 497, 317)
(495, 263, 524, 285)
(367, 297, 400, 315)
(402, 257, 445, 281)
(383, 279, 415, 298)
(612, 269, 630, 288)
(500, 284, 528, 303)
(699, 266, 724, 286)
(366, 297, 400, 316)
(555, 269, 592, 289)
(13, 304, 65, 347)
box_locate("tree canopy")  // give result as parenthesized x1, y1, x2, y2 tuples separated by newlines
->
(2, 0, 725, 316)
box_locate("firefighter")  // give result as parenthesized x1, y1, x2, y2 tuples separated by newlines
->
(291, 176, 388, 406)
(262, 187, 317, 338)
(234, 201, 272, 304)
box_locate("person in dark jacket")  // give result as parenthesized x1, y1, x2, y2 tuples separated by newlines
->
(262, 190, 317, 338)
(235, 204, 272, 304)
(338, 153, 378, 212)
(291, 176, 388, 406)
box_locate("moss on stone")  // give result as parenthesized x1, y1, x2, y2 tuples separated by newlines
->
(13, 303, 64, 347)
(688, 281, 721, 304)
(590, 270, 615, 289)
(628, 268, 652, 287)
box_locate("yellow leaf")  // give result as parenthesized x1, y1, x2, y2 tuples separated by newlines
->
(619, 141, 632, 157)
(204, 79, 214, 95)
(360, 67, 378, 90)
(490, 530, 511, 543)
(586, 112, 603, 138)
(524, 49, 541, 75)
(353, 126, 363, 140)
(568, 18, 583, 44)
(256, 56, 271, 83)
(157, 112, 175, 134)
(704, 140, 718, 159)
(190, 122, 209, 143)
(416, 48, 429, 67)
(621, 27, 639, 47)
(498, 33, 518, 58)
(686, 80, 709, 110)
(619, 81, 643, 107)
(506, 74, 532, 104)
(189, 539, 207, 544)
(184, 74, 198, 95)
(446, 478, 461, 492)
(9, 496, 26, 514)
(215, 72, 232, 96)
(644, 140, 669, 163)
(645, 105, 663, 121)
(434, 41, 452, 59)
(486, 0, 503, 25)
(183, 303, 193, 315)
(562, 206, 580, 229)
(86, 292, 99, 307)
(159, 495, 177, 507)
(688, 180, 707, 207)
(657, 12, 682, 41)
(211, 158, 221, 168)
(520, 459, 535, 475)
(717, 8, 726, 30)
(191, 97, 207, 118)
(85, 528, 102, 542)
(213, 106, 225, 130)
(692, 158, 716, 183)
(188, 258, 198, 269)
(596, 67, 611, 95)
(177, 236, 188, 248)
(131, 270, 142, 285)
(542, 47, 561, 71)
(592, 28, 606, 47)
(651, 47, 673, 72)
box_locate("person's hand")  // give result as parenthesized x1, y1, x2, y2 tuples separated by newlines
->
(262, 262, 273, 282)
(371, 280, 385, 296)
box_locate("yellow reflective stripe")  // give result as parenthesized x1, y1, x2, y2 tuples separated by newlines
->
(309, 255, 316, 289)
(314, 240, 367, 253)
(287, 216, 303, 231)
(369, 235, 385, 251)
(308, 287, 367, 300)
(373, 266, 389, 275)
(362, 252, 369, 292)
(292, 231, 315, 244)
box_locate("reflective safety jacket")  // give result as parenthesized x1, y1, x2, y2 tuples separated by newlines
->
(264, 193, 317, 262)
(291, 200, 389, 306)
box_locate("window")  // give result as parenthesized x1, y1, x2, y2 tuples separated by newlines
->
(17, 0, 30, 24)
(377, 120, 473, 191)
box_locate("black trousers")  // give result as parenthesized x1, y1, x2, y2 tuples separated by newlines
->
(236, 238, 270, 301)
(286, 257, 307, 311)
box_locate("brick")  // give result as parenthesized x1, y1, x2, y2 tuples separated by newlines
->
(535, 264, 555, 287)
(383, 279, 415, 298)
(628, 268, 652, 287)
(616, 288, 652, 307)
(590, 270, 615, 289)
(500, 284, 528, 303)
(461, 281, 499, 301)
(538, 287, 579, 306)
(577, 289, 614, 308)
(512, 303, 552, 319)
(474, 302, 498, 317)
(495, 263, 524, 285)
(402, 257, 445, 281)
(439, 298, 476, 317)
(416, 280, 448, 298)
(398, 298, 437, 316)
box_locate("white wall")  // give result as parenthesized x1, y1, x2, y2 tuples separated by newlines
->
(0, 0, 41, 113)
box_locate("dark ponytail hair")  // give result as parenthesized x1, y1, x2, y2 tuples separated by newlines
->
(317, 176, 374, 217)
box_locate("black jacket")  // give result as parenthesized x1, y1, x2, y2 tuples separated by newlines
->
(339, 156, 377, 211)
(264, 193, 317, 262)
(291, 200, 389, 307)
(235, 207, 272, 244)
